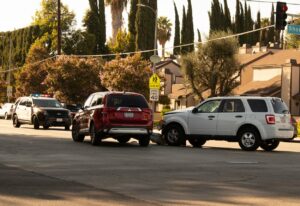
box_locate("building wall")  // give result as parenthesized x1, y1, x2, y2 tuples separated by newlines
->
(281, 66, 291, 109)
(291, 65, 300, 115)
(253, 68, 282, 81)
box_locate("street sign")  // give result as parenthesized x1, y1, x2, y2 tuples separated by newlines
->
(150, 88, 159, 102)
(149, 73, 161, 89)
(7, 86, 12, 97)
(287, 24, 300, 35)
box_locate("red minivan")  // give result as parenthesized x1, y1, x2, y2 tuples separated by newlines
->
(72, 92, 153, 146)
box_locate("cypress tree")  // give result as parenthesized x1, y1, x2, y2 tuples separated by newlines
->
(135, 0, 157, 59)
(186, 0, 194, 52)
(197, 29, 202, 49)
(256, 11, 261, 44)
(173, 2, 180, 55)
(209, 0, 223, 33)
(84, 0, 106, 54)
(268, 3, 275, 44)
(239, 2, 245, 45)
(181, 6, 188, 54)
(223, 0, 231, 30)
(128, 0, 138, 52)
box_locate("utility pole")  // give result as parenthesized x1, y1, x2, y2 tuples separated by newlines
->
(57, 0, 61, 55)
(7, 37, 12, 103)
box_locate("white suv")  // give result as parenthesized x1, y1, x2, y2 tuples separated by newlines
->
(160, 96, 294, 151)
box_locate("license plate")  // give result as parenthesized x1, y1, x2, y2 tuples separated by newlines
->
(124, 112, 134, 118)
(56, 118, 63, 122)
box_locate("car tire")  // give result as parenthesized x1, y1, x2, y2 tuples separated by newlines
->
(188, 138, 206, 147)
(43, 125, 50, 129)
(164, 124, 185, 146)
(139, 135, 150, 147)
(238, 128, 260, 151)
(71, 122, 85, 142)
(117, 137, 130, 144)
(90, 123, 101, 146)
(260, 139, 280, 151)
(4, 113, 8, 120)
(33, 116, 40, 129)
(13, 115, 21, 128)
(65, 125, 70, 131)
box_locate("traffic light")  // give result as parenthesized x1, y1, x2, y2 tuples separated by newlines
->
(276, 2, 288, 30)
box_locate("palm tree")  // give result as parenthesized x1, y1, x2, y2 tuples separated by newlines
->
(157, 16, 172, 59)
(105, 0, 128, 42)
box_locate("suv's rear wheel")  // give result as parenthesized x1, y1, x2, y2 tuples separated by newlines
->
(71, 122, 85, 142)
(13, 115, 21, 128)
(65, 125, 70, 131)
(238, 128, 260, 151)
(117, 137, 130, 144)
(139, 135, 150, 147)
(260, 139, 280, 151)
(164, 125, 185, 146)
(188, 138, 206, 147)
(33, 116, 39, 129)
(90, 123, 101, 146)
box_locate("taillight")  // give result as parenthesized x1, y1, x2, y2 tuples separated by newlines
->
(266, 115, 275, 124)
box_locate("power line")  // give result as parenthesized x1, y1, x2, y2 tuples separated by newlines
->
(0, 25, 275, 74)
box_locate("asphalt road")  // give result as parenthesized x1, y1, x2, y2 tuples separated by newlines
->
(0, 119, 300, 206)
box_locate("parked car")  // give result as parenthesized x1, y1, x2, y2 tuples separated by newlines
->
(159, 96, 294, 151)
(61, 103, 81, 120)
(72, 91, 153, 147)
(12, 95, 72, 130)
(0, 103, 14, 120)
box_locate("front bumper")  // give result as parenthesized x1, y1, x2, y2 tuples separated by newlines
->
(42, 117, 71, 127)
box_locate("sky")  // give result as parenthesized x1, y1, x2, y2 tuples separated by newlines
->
(0, 0, 299, 54)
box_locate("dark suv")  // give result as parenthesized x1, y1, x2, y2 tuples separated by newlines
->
(72, 91, 153, 147)
(12, 95, 72, 130)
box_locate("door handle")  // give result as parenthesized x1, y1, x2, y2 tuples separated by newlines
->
(235, 115, 243, 118)
(208, 115, 215, 119)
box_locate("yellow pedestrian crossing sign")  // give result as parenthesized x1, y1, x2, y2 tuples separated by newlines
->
(149, 74, 160, 89)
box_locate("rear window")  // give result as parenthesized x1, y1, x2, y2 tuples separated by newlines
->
(107, 94, 149, 109)
(271, 98, 289, 114)
(247, 99, 268, 112)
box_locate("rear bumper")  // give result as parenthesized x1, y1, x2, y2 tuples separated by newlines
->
(263, 126, 294, 140)
(103, 127, 153, 136)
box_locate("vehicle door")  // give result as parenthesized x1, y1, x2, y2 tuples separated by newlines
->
(216, 99, 246, 136)
(188, 99, 221, 136)
(23, 99, 33, 122)
(80, 94, 94, 133)
(89, 93, 104, 131)
(16, 98, 27, 120)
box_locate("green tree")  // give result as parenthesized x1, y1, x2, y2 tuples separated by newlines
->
(268, 4, 275, 43)
(15, 44, 51, 97)
(135, 0, 157, 59)
(234, 0, 243, 44)
(173, 2, 180, 55)
(186, 0, 194, 52)
(223, 0, 231, 30)
(105, 0, 128, 42)
(260, 18, 270, 45)
(83, 0, 106, 54)
(62, 30, 96, 55)
(181, 31, 240, 100)
(181, 6, 188, 54)
(128, 0, 138, 52)
(100, 53, 152, 99)
(33, 0, 75, 54)
(157, 16, 172, 59)
(107, 29, 131, 54)
(45, 56, 104, 103)
(254, 11, 261, 44)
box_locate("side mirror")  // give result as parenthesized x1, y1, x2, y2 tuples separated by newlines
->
(192, 107, 198, 113)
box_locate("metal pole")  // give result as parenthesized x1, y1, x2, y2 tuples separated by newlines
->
(8, 37, 12, 103)
(152, 8, 158, 112)
(57, 0, 61, 55)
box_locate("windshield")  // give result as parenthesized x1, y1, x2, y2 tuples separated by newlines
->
(33, 99, 62, 108)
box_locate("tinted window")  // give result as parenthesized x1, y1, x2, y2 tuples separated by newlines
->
(247, 99, 268, 112)
(19, 99, 27, 106)
(271, 98, 289, 114)
(33, 99, 62, 108)
(222, 99, 245, 113)
(196, 100, 221, 113)
(91, 94, 103, 107)
(107, 94, 149, 108)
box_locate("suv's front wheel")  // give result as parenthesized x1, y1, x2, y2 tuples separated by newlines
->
(188, 138, 206, 147)
(260, 139, 280, 151)
(71, 122, 85, 142)
(90, 123, 101, 146)
(13, 115, 21, 128)
(139, 135, 150, 147)
(164, 125, 185, 146)
(33, 116, 40, 129)
(238, 128, 260, 151)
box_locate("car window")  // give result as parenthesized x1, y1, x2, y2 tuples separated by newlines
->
(247, 99, 268, 112)
(221, 99, 245, 113)
(196, 100, 221, 113)
(33, 99, 62, 108)
(107, 94, 149, 108)
(271, 98, 289, 114)
(84, 94, 94, 108)
(91, 94, 103, 107)
(19, 99, 27, 106)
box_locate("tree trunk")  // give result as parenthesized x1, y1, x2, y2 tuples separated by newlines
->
(111, 7, 123, 42)
(162, 43, 165, 59)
